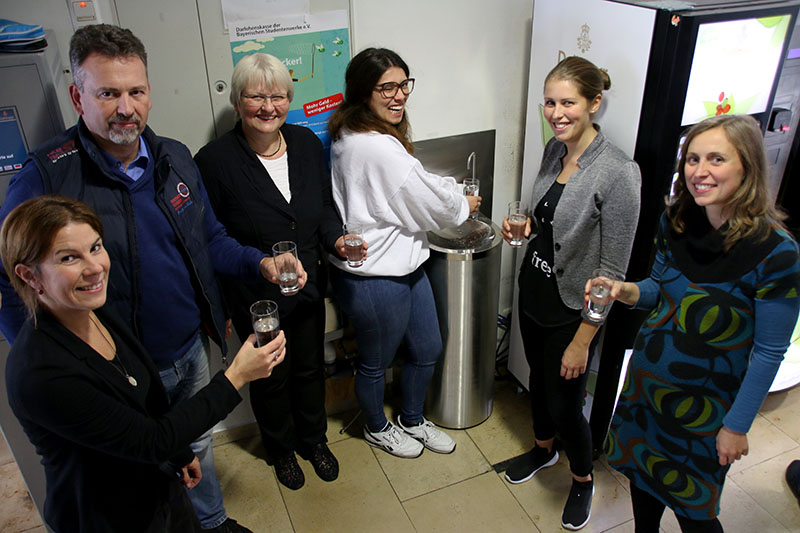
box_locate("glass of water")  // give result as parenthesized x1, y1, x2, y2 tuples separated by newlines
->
(343, 223, 364, 268)
(507, 201, 527, 247)
(463, 177, 480, 219)
(584, 268, 622, 323)
(271, 241, 299, 295)
(250, 300, 279, 347)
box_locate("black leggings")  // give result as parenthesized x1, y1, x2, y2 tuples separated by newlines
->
(630, 483, 723, 533)
(518, 311, 594, 478)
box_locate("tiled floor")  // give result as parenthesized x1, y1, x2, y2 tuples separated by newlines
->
(2, 379, 800, 532)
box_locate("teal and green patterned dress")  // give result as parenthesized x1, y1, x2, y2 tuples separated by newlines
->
(606, 210, 800, 520)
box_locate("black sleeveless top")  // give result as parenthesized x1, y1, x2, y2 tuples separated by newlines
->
(518, 181, 581, 326)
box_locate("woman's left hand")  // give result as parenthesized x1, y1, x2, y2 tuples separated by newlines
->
(716, 426, 749, 465)
(561, 339, 589, 380)
(182, 456, 203, 489)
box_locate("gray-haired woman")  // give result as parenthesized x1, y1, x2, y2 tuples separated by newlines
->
(195, 53, 346, 490)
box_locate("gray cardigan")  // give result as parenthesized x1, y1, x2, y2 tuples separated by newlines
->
(528, 128, 641, 310)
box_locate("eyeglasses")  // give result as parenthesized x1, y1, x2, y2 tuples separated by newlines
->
(241, 93, 289, 108)
(374, 78, 415, 99)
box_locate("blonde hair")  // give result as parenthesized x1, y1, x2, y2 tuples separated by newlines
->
(669, 114, 786, 249)
(230, 53, 294, 111)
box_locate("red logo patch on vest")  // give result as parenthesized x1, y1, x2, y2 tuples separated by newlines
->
(170, 182, 193, 213)
(45, 140, 78, 164)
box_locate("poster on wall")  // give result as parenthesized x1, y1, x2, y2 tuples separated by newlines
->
(228, 10, 350, 158)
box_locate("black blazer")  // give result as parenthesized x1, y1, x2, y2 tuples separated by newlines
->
(194, 122, 342, 338)
(5, 308, 241, 532)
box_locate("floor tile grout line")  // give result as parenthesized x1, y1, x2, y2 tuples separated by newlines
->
(495, 468, 545, 532)
(723, 475, 792, 532)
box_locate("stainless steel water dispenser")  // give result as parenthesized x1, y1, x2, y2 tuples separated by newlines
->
(424, 216, 502, 429)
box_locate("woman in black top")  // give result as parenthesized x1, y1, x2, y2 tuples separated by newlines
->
(3, 195, 285, 532)
(195, 53, 346, 490)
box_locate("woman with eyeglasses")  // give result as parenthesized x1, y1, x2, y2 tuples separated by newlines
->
(195, 53, 345, 490)
(326, 48, 480, 459)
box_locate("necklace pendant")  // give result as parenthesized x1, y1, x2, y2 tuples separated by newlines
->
(127, 375, 138, 387)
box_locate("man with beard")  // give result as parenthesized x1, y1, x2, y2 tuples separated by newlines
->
(0, 24, 299, 533)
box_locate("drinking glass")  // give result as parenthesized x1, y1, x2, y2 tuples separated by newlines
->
(507, 201, 528, 247)
(272, 241, 299, 295)
(343, 223, 364, 268)
(463, 177, 480, 219)
(585, 268, 622, 323)
(250, 300, 279, 347)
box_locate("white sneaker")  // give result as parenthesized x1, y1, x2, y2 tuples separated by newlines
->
(364, 422, 423, 458)
(397, 417, 456, 454)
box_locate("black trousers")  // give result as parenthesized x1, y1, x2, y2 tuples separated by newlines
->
(145, 479, 203, 532)
(518, 310, 594, 478)
(249, 298, 328, 461)
(630, 483, 724, 533)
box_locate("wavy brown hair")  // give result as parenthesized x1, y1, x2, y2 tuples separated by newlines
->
(328, 47, 414, 153)
(0, 195, 104, 318)
(669, 114, 786, 249)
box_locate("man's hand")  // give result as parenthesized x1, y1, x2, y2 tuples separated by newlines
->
(182, 456, 202, 489)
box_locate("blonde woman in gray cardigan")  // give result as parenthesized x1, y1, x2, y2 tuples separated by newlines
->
(501, 56, 641, 531)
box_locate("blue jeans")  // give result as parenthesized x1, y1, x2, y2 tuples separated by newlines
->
(158, 333, 227, 529)
(330, 267, 443, 433)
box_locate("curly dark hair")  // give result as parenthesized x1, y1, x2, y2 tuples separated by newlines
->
(328, 47, 414, 153)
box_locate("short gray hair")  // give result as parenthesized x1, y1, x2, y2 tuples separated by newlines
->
(230, 53, 294, 108)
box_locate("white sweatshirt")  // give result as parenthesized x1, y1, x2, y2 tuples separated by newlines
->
(330, 130, 469, 276)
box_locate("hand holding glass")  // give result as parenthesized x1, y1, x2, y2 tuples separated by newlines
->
(250, 300, 280, 347)
(272, 241, 300, 295)
(463, 177, 480, 219)
(507, 201, 528, 247)
(585, 269, 622, 323)
(343, 223, 364, 268)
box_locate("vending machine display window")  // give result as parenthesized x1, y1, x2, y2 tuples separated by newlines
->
(681, 15, 793, 126)
(0, 106, 28, 174)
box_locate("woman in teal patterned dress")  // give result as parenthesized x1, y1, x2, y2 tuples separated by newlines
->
(603, 115, 800, 532)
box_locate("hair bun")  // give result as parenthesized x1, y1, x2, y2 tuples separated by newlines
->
(599, 68, 611, 91)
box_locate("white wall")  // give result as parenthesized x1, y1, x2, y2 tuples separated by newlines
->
(350, 0, 534, 311)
